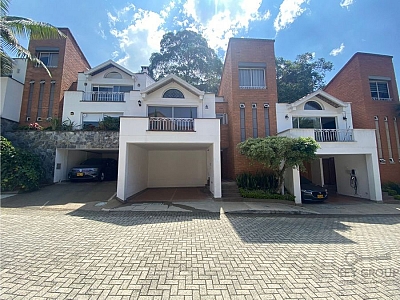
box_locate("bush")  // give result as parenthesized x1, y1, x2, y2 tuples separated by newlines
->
(394, 195, 400, 200)
(1, 136, 44, 192)
(98, 116, 120, 131)
(382, 182, 400, 195)
(236, 171, 277, 192)
(239, 188, 295, 201)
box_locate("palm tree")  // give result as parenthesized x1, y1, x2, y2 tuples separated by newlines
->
(0, 0, 65, 76)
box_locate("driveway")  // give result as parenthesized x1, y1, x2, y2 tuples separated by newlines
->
(1, 181, 117, 210)
(1, 208, 399, 299)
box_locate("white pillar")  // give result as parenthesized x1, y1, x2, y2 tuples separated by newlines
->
(212, 142, 222, 198)
(293, 168, 302, 205)
(366, 153, 383, 201)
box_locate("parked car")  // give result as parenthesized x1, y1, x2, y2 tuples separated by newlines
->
(300, 176, 328, 202)
(68, 158, 118, 181)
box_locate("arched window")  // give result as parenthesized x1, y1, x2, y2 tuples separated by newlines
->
(304, 101, 323, 110)
(104, 71, 122, 79)
(163, 89, 184, 98)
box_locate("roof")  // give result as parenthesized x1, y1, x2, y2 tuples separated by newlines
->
(288, 90, 348, 109)
(141, 74, 205, 97)
(85, 60, 136, 77)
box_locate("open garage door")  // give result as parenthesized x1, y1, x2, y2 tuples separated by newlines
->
(54, 148, 119, 182)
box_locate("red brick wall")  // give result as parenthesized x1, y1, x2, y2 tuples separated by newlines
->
(325, 53, 400, 183)
(218, 38, 278, 179)
(19, 28, 90, 126)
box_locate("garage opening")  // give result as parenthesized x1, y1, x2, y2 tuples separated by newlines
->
(54, 148, 119, 182)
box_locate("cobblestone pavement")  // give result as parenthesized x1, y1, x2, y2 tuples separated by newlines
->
(1, 208, 400, 299)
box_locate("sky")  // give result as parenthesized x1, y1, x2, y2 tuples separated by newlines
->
(8, 0, 400, 85)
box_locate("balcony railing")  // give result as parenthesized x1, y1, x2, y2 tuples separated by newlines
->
(82, 92, 125, 102)
(148, 117, 194, 131)
(314, 129, 354, 142)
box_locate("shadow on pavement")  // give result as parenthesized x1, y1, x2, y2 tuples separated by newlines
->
(224, 214, 400, 244)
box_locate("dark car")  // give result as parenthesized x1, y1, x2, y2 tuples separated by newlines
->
(300, 176, 328, 202)
(68, 158, 118, 182)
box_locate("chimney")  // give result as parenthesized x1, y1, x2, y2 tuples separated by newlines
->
(141, 66, 149, 74)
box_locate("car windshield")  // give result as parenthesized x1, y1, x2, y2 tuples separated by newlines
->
(80, 158, 104, 165)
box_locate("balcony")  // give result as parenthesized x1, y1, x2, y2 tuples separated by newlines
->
(82, 91, 125, 102)
(314, 129, 354, 142)
(148, 117, 194, 131)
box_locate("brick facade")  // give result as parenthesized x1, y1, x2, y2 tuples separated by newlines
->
(324, 53, 400, 183)
(19, 28, 90, 126)
(218, 38, 278, 179)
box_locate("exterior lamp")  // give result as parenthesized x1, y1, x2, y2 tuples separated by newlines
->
(138, 99, 142, 106)
(285, 114, 289, 120)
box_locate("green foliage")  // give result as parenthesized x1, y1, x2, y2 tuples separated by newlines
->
(236, 172, 277, 192)
(239, 188, 295, 201)
(394, 195, 400, 200)
(149, 30, 223, 93)
(1, 0, 66, 76)
(98, 116, 120, 131)
(276, 52, 333, 103)
(1, 136, 44, 192)
(382, 182, 400, 195)
(238, 136, 319, 194)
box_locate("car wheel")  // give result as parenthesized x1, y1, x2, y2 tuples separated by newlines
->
(98, 172, 105, 182)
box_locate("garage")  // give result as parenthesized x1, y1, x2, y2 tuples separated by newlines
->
(53, 148, 119, 182)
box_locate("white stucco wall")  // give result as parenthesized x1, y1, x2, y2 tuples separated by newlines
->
(121, 144, 149, 199)
(148, 150, 207, 187)
(0, 77, 24, 122)
(334, 155, 370, 199)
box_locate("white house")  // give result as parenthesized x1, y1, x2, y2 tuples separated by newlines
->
(276, 90, 382, 204)
(0, 58, 27, 123)
(59, 60, 221, 200)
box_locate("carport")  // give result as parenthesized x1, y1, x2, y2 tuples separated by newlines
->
(53, 148, 119, 182)
(117, 142, 220, 202)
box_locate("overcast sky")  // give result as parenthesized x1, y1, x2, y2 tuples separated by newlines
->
(9, 0, 400, 85)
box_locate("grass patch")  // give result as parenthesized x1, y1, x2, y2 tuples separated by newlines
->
(239, 188, 295, 201)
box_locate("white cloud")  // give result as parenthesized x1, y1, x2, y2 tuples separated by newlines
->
(274, 0, 310, 33)
(330, 43, 345, 56)
(340, 0, 354, 9)
(182, 0, 271, 53)
(108, 6, 167, 71)
(107, 0, 271, 71)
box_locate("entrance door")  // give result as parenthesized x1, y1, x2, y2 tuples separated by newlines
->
(322, 157, 337, 187)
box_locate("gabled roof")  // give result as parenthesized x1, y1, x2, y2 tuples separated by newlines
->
(85, 60, 135, 77)
(141, 74, 205, 97)
(288, 90, 348, 109)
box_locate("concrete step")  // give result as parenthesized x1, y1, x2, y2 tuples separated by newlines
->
(221, 181, 242, 199)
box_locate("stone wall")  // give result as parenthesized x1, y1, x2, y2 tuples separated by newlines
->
(2, 130, 119, 182)
(1, 118, 19, 136)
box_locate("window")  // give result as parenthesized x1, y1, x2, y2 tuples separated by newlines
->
(37, 51, 59, 67)
(216, 113, 228, 125)
(240, 105, 246, 141)
(370, 81, 391, 100)
(148, 106, 197, 118)
(292, 117, 321, 129)
(82, 113, 122, 128)
(304, 101, 323, 110)
(163, 89, 184, 98)
(239, 68, 266, 89)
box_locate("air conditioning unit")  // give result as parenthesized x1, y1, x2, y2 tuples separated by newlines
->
(36, 117, 42, 122)
(374, 116, 379, 121)
(379, 158, 386, 164)
(239, 103, 245, 108)
(26, 117, 31, 121)
(389, 158, 395, 164)
(252, 103, 257, 108)
(264, 103, 270, 108)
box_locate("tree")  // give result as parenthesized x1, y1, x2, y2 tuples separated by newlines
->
(276, 52, 333, 103)
(238, 136, 320, 194)
(0, 0, 65, 76)
(149, 30, 223, 93)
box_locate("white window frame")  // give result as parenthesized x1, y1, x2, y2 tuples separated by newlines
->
(370, 80, 391, 101)
(37, 51, 59, 68)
